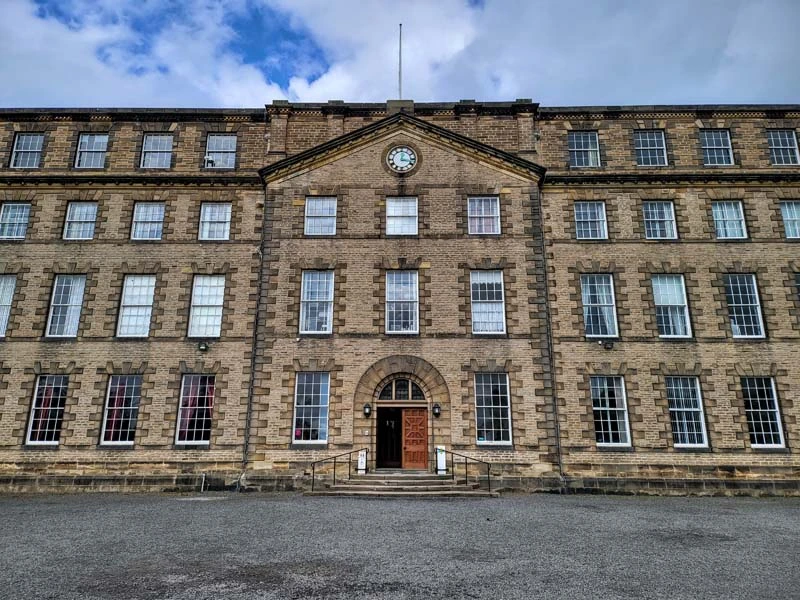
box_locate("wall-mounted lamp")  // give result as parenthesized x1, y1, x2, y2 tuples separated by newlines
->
(432, 403, 441, 418)
(197, 341, 210, 352)
(363, 403, 372, 418)
(603, 340, 615, 351)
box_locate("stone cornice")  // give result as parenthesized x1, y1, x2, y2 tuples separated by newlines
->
(0, 174, 262, 186)
(543, 171, 800, 185)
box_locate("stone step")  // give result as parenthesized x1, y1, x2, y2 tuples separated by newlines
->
(305, 489, 499, 498)
(339, 478, 472, 487)
(323, 483, 481, 492)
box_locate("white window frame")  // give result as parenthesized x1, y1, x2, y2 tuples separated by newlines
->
(385, 270, 419, 334)
(580, 274, 618, 338)
(292, 372, 330, 444)
(46, 274, 86, 338)
(299, 270, 334, 334)
(467, 196, 501, 235)
(590, 375, 631, 447)
(0, 274, 16, 337)
(140, 134, 173, 169)
(711, 201, 747, 240)
(568, 131, 601, 168)
(665, 376, 708, 448)
(779, 201, 800, 239)
(0, 203, 31, 240)
(131, 202, 165, 241)
(100, 375, 143, 446)
(633, 130, 668, 166)
(188, 275, 225, 338)
(198, 202, 232, 241)
(651, 275, 692, 338)
(723, 274, 765, 339)
(767, 130, 799, 166)
(741, 377, 785, 449)
(700, 129, 734, 166)
(574, 201, 608, 240)
(204, 134, 237, 169)
(474, 372, 512, 445)
(26, 375, 69, 446)
(642, 201, 677, 240)
(63, 202, 98, 241)
(304, 197, 337, 236)
(117, 275, 156, 338)
(11, 133, 44, 169)
(386, 197, 418, 236)
(470, 270, 506, 334)
(74, 133, 109, 169)
(175, 374, 215, 446)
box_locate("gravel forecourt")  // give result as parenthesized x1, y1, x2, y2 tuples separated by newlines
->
(0, 492, 798, 600)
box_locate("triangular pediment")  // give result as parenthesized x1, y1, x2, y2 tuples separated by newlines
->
(258, 112, 546, 184)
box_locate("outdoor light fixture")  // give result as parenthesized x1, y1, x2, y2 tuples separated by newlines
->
(197, 341, 209, 352)
(603, 340, 615, 350)
(432, 403, 441, 418)
(363, 403, 372, 417)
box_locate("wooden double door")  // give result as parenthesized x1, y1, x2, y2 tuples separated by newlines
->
(376, 407, 428, 469)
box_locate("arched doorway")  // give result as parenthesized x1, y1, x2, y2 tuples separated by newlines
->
(375, 377, 427, 469)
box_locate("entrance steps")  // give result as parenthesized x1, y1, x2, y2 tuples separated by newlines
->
(305, 470, 499, 498)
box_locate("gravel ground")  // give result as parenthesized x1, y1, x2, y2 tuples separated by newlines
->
(0, 492, 798, 600)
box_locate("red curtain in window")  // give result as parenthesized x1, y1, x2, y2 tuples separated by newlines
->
(104, 379, 126, 441)
(31, 381, 54, 441)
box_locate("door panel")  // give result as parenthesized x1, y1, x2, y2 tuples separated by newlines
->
(402, 408, 427, 469)
(377, 408, 402, 468)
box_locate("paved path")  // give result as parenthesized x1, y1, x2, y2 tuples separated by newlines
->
(0, 493, 798, 599)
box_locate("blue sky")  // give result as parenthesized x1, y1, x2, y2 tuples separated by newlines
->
(0, 0, 798, 107)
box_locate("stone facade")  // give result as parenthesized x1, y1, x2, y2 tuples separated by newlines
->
(0, 101, 798, 494)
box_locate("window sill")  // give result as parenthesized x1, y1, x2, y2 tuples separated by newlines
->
(173, 444, 210, 450)
(23, 444, 59, 450)
(291, 443, 328, 450)
(750, 447, 789, 454)
(298, 333, 333, 338)
(475, 443, 513, 449)
(596, 445, 634, 452)
(97, 444, 135, 450)
(673, 446, 711, 453)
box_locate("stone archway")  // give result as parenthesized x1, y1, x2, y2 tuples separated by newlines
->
(353, 355, 450, 470)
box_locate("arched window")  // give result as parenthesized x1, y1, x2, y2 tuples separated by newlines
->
(378, 378, 424, 401)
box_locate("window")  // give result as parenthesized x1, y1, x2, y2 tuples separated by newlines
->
(11, 133, 44, 168)
(780, 201, 800, 239)
(723, 274, 764, 338)
(75, 133, 108, 168)
(26, 375, 69, 445)
(711, 201, 747, 239)
(633, 130, 668, 166)
(767, 130, 799, 165)
(590, 376, 630, 446)
(386, 271, 418, 334)
(198, 202, 231, 241)
(580, 274, 618, 337)
(642, 201, 676, 240)
(468, 196, 500, 234)
(386, 197, 418, 235)
(188, 275, 224, 337)
(652, 275, 691, 338)
(574, 201, 607, 240)
(0, 203, 31, 240)
(699, 129, 733, 165)
(176, 375, 214, 444)
(63, 202, 98, 240)
(568, 131, 600, 167)
(300, 270, 333, 334)
(131, 202, 165, 240)
(470, 271, 505, 334)
(304, 197, 337, 236)
(46, 274, 86, 337)
(140, 134, 173, 169)
(0, 275, 15, 337)
(204, 134, 236, 169)
(474, 373, 511, 445)
(379, 378, 424, 401)
(117, 275, 156, 337)
(293, 372, 329, 443)
(741, 377, 784, 448)
(665, 376, 707, 447)
(101, 375, 142, 445)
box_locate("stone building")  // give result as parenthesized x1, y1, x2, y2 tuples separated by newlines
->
(0, 100, 798, 494)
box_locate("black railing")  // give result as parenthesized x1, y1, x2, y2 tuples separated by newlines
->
(438, 449, 492, 493)
(310, 448, 369, 492)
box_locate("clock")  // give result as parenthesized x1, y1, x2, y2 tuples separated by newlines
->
(387, 146, 417, 173)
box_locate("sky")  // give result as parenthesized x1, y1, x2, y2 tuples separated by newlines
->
(0, 0, 798, 108)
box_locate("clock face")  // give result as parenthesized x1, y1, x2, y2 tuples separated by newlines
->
(387, 146, 417, 173)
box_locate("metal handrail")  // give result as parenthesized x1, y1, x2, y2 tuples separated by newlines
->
(438, 448, 492, 493)
(310, 448, 369, 492)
